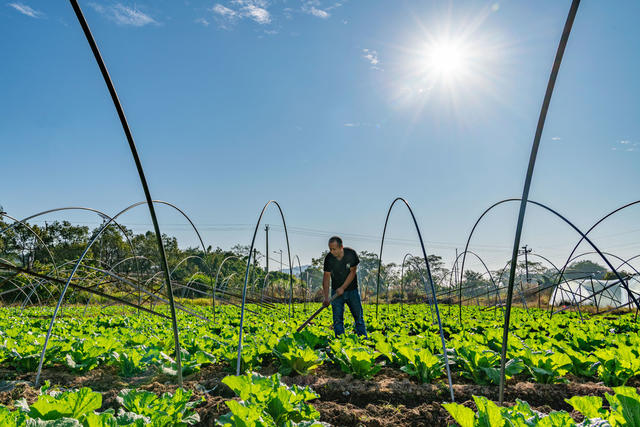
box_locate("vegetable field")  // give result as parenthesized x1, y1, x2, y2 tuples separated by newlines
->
(1, 303, 639, 426)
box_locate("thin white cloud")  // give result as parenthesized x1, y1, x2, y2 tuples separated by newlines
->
(195, 17, 210, 26)
(362, 49, 379, 65)
(89, 3, 158, 26)
(344, 122, 380, 128)
(308, 6, 329, 18)
(302, 1, 343, 19)
(7, 2, 44, 18)
(362, 48, 382, 70)
(212, 4, 237, 18)
(244, 4, 270, 24)
(211, 0, 270, 26)
(612, 140, 638, 152)
(551, 136, 562, 141)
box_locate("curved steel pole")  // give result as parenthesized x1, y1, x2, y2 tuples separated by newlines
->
(399, 253, 415, 316)
(68, 0, 184, 385)
(0, 213, 60, 284)
(499, 0, 580, 404)
(1, 206, 145, 306)
(375, 197, 454, 402)
(445, 250, 498, 302)
(458, 198, 519, 323)
(551, 252, 640, 314)
(213, 255, 241, 321)
(33, 199, 201, 386)
(236, 200, 293, 375)
(550, 200, 640, 311)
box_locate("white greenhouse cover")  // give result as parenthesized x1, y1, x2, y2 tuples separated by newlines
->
(551, 275, 640, 308)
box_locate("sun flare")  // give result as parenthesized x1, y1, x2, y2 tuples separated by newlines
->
(421, 38, 472, 83)
(428, 41, 468, 75)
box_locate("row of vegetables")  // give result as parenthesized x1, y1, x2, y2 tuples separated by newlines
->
(1, 373, 639, 426)
(2, 304, 638, 386)
(0, 303, 639, 425)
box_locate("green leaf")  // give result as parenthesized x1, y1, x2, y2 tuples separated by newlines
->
(473, 396, 503, 427)
(536, 411, 576, 427)
(566, 395, 604, 420)
(29, 388, 101, 420)
(607, 387, 640, 426)
(442, 402, 475, 427)
(83, 412, 118, 427)
(217, 401, 268, 427)
(0, 407, 18, 427)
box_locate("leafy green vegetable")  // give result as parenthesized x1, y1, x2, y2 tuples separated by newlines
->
(399, 348, 443, 383)
(117, 388, 202, 426)
(219, 372, 326, 427)
(519, 349, 572, 384)
(273, 340, 325, 376)
(456, 347, 524, 385)
(28, 387, 101, 420)
(333, 347, 381, 379)
(594, 346, 640, 386)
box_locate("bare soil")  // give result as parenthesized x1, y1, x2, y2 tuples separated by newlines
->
(0, 363, 635, 426)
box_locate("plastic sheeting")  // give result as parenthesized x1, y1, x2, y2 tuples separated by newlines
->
(550, 275, 640, 309)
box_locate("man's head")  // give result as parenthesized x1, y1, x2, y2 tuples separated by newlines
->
(328, 236, 344, 258)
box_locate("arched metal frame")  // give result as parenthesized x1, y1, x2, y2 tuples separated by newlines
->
(0, 213, 61, 288)
(236, 200, 294, 375)
(2, 0, 634, 407)
(550, 251, 640, 315)
(213, 255, 241, 318)
(498, 0, 580, 405)
(550, 200, 640, 311)
(2, 207, 144, 307)
(33, 199, 211, 387)
(458, 196, 640, 404)
(398, 253, 415, 316)
(446, 250, 500, 311)
(373, 197, 454, 402)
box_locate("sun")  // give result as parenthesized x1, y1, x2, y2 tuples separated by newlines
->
(428, 41, 468, 75)
(421, 38, 472, 83)
(390, 8, 508, 120)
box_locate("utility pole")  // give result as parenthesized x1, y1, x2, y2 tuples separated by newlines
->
(274, 249, 283, 273)
(274, 249, 283, 304)
(253, 248, 257, 270)
(454, 248, 459, 301)
(249, 248, 257, 284)
(265, 224, 269, 275)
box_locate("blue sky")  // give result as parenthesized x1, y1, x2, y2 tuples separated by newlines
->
(1, 0, 639, 273)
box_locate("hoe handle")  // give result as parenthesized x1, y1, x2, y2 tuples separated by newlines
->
(296, 294, 338, 332)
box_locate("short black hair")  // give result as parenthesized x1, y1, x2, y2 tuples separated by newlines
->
(328, 236, 343, 246)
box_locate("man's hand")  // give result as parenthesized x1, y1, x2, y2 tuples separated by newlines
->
(323, 294, 330, 307)
(335, 287, 344, 297)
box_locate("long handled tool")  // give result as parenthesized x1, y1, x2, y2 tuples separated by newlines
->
(296, 294, 338, 332)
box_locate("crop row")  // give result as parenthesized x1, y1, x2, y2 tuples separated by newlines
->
(1, 304, 638, 388)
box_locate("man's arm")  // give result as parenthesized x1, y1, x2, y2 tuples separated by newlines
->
(335, 266, 357, 296)
(322, 272, 331, 307)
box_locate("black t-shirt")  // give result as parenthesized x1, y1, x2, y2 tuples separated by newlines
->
(323, 247, 360, 291)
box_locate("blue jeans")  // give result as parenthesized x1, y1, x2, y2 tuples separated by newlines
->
(331, 288, 367, 337)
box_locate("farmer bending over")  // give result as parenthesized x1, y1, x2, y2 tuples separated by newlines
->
(322, 236, 367, 337)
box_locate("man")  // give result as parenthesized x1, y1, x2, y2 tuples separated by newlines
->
(323, 236, 367, 337)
